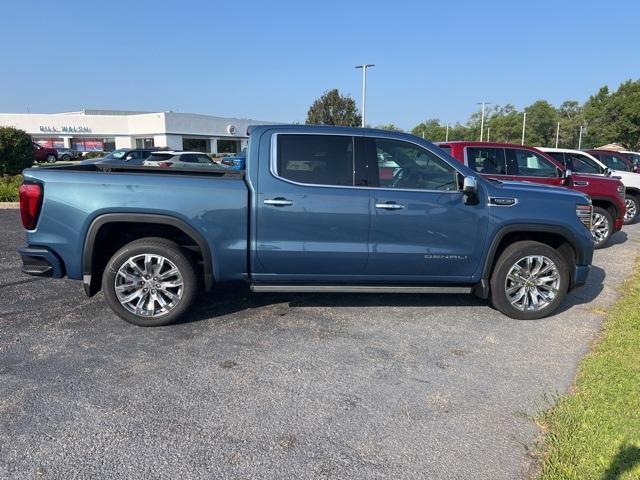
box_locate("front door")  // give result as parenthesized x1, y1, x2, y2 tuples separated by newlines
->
(254, 133, 370, 281)
(364, 137, 486, 281)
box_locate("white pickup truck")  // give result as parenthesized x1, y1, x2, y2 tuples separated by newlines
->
(538, 147, 640, 225)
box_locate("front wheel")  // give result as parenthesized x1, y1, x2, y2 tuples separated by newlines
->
(102, 237, 197, 326)
(490, 241, 569, 320)
(591, 206, 613, 249)
(61, 154, 71, 161)
(46, 154, 57, 163)
(623, 194, 638, 225)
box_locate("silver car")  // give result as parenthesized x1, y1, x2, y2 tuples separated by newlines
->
(143, 151, 221, 169)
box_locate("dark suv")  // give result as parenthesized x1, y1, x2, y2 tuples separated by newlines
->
(33, 142, 58, 163)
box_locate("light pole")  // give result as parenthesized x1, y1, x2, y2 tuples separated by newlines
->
(445, 123, 449, 142)
(355, 64, 375, 128)
(555, 121, 560, 148)
(521, 112, 527, 145)
(477, 102, 491, 141)
(486, 127, 491, 142)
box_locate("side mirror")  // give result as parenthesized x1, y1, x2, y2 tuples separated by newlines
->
(463, 175, 478, 194)
(563, 168, 572, 179)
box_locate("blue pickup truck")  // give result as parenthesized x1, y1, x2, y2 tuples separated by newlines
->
(18, 125, 595, 326)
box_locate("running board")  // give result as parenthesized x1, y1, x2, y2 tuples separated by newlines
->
(250, 285, 473, 294)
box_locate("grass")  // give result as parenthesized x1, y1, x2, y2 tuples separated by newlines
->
(0, 175, 22, 202)
(537, 261, 640, 480)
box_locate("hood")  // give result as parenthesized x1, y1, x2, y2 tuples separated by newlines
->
(487, 179, 589, 201)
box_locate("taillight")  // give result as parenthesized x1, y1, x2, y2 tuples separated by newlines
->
(158, 161, 173, 168)
(19, 183, 43, 230)
(576, 204, 593, 230)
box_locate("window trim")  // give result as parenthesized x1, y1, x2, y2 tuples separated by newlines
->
(269, 132, 465, 194)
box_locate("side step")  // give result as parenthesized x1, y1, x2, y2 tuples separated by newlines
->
(250, 285, 473, 294)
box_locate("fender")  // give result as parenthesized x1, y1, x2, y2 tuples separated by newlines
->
(590, 195, 620, 218)
(481, 223, 588, 280)
(83, 213, 214, 295)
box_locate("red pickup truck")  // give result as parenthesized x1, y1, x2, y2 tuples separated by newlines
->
(438, 141, 626, 249)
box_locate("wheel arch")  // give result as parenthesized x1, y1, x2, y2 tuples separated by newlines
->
(82, 213, 214, 296)
(481, 224, 586, 291)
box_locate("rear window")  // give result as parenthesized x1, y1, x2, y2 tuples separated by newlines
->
(600, 153, 631, 172)
(147, 153, 174, 162)
(437, 145, 452, 155)
(276, 134, 353, 186)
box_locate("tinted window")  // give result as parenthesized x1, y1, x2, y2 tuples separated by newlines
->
(547, 152, 566, 165)
(567, 152, 602, 174)
(277, 135, 353, 186)
(600, 153, 631, 172)
(466, 147, 507, 175)
(371, 138, 458, 191)
(438, 145, 452, 155)
(507, 149, 558, 177)
(147, 153, 174, 162)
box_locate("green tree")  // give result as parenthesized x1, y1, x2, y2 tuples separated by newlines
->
(0, 127, 34, 176)
(306, 89, 362, 127)
(523, 100, 558, 146)
(487, 104, 522, 143)
(375, 124, 404, 132)
(581, 86, 612, 148)
(603, 80, 640, 150)
(411, 119, 446, 141)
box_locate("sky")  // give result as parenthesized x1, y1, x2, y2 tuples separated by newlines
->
(1, 0, 638, 130)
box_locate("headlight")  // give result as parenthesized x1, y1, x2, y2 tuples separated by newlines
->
(576, 204, 593, 230)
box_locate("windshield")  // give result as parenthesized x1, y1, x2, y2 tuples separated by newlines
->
(104, 149, 128, 159)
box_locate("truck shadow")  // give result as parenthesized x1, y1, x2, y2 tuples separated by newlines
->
(177, 265, 606, 324)
(608, 230, 628, 246)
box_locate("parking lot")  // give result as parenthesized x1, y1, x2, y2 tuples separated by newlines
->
(1, 207, 638, 479)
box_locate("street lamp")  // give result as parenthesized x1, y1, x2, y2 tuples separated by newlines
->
(477, 102, 491, 141)
(355, 64, 375, 128)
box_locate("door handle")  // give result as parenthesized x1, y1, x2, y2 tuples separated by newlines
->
(264, 198, 294, 207)
(375, 202, 405, 210)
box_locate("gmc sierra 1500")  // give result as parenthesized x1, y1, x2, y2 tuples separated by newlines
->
(19, 125, 594, 326)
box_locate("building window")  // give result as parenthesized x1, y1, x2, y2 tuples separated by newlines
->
(136, 137, 155, 148)
(182, 138, 208, 153)
(34, 138, 64, 149)
(71, 137, 116, 152)
(217, 139, 240, 154)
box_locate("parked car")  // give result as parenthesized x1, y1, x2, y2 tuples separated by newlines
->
(585, 149, 637, 174)
(539, 147, 640, 224)
(619, 151, 640, 172)
(219, 150, 246, 170)
(18, 125, 595, 326)
(143, 151, 219, 169)
(56, 147, 79, 161)
(81, 148, 158, 165)
(32, 142, 58, 163)
(437, 141, 626, 249)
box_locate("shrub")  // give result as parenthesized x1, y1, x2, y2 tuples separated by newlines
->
(0, 127, 35, 175)
(0, 175, 22, 202)
(81, 151, 105, 159)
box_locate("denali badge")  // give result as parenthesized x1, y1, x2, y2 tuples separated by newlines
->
(424, 254, 469, 260)
(489, 197, 517, 206)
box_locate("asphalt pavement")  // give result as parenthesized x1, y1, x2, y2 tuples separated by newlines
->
(1, 207, 639, 479)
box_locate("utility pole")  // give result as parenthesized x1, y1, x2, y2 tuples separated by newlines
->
(555, 122, 560, 148)
(578, 125, 584, 149)
(521, 112, 527, 145)
(477, 102, 491, 141)
(486, 127, 491, 142)
(445, 123, 449, 142)
(355, 64, 375, 128)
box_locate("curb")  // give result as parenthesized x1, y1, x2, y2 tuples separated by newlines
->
(0, 202, 19, 209)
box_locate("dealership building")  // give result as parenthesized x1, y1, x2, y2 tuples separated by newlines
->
(0, 109, 274, 154)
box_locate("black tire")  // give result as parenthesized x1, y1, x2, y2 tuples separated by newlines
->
(102, 237, 197, 326)
(623, 194, 639, 225)
(46, 154, 57, 163)
(591, 206, 613, 249)
(490, 240, 569, 320)
(61, 154, 71, 161)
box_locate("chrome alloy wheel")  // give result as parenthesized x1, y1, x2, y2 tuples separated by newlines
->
(624, 198, 637, 223)
(114, 254, 184, 317)
(591, 212, 610, 244)
(505, 255, 560, 312)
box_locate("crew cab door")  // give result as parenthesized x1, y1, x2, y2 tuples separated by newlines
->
(363, 137, 486, 280)
(253, 133, 370, 280)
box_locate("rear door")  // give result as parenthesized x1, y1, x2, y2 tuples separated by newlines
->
(363, 137, 486, 280)
(254, 133, 370, 280)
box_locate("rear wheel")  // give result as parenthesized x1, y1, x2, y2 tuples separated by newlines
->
(490, 241, 569, 320)
(46, 154, 56, 163)
(61, 154, 71, 161)
(102, 237, 196, 326)
(623, 194, 638, 225)
(591, 206, 613, 249)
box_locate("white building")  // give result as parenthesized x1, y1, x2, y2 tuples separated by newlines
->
(0, 109, 274, 154)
